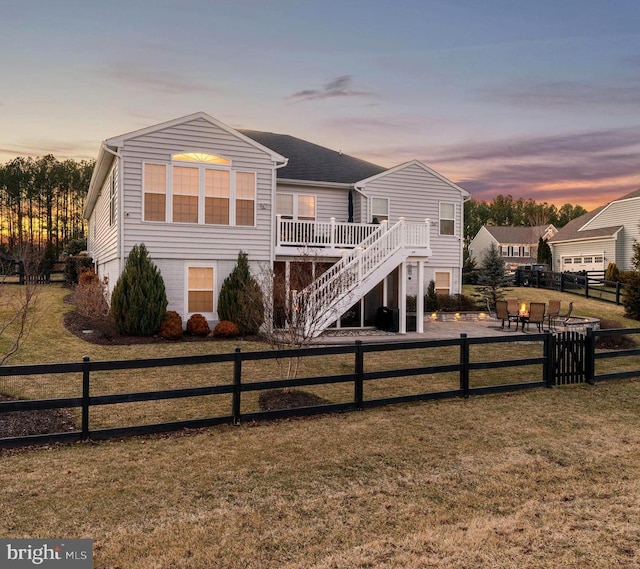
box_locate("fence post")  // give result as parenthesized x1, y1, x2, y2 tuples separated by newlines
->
(543, 331, 554, 388)
(585, 275, 589, 299)
(616, 282, 621, 305)
(232, 347, 242, 425)
(560, 272, 565, 293)
(585, 328, 596, 385)
(460, 333, 470, 398)
(81, 355, 90, 440)
(354, 340, 364, 410)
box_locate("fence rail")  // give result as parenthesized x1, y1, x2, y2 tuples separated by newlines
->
(1, 328, 639, 449)
(515, 268, 625, 305)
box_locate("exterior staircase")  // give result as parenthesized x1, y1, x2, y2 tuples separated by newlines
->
(291, 219, 431, 337)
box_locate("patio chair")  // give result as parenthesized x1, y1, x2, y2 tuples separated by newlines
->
(495, 300, 519, 329)
(526, 302, 546, 332)
(546, 299, 561, 329)
(557, 301, 574, 325)
(506, 298, 519, 315)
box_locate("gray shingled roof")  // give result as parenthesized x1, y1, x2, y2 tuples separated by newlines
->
(548, 188, 640, 243)
(239, 130, 387, 184)
(484, 225, 552, 244)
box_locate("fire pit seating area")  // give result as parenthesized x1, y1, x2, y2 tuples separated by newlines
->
(490, 298, 593, 333)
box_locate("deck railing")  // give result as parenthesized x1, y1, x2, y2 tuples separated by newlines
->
(276, 217, 382, 249)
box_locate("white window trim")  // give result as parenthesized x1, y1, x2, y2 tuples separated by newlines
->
(439, 202, 456, 236)
(142, 160, 256, 227)
(142, 161, 169, 223)
(184, 262, 217, 320)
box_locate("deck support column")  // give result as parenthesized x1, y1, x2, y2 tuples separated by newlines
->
(416, 260, 425, 333)
(399, 261, 407, 334)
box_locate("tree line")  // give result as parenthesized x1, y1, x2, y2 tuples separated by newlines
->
(0, 155, 94, 260)
(464, 195, 587, 244)
(0, 155, 588, 262)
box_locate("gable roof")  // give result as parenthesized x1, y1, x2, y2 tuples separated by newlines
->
(484, 225, 555, 244)
(239, 130, 386, 184)
(355, 159, 471, 198)
(84, 113, 288, 217)
(548, 189, 640, 244)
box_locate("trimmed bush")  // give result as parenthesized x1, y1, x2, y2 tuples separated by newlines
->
(218, 252, 264, 336)
(78, 267, 99, 285)
(159, 311, 183, 340)
(187, 313, 210, 336)
(64, 255, 93, 285)
(605, 262, 620, 282)
(595, 318, 637, 350)
(622, 271, 640, 321)
(213, 320, 240, 338)
(110, 244, 168, 336)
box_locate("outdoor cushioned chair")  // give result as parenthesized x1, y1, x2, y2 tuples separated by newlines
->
(526, 302, 546, 332)
(495, 300, 519, 329)
(546, 299, 561, 329)
(506, 298, 519, 315)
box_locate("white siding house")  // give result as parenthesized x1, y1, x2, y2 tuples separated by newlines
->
(469, 225, 557, 270)
(549, 189, 640, 272)
(85, 112, 470, 335)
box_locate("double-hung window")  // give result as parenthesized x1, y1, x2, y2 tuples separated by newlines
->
(143, 164, 167, 222)
(187, 265, 215, 315)
(205, 170, 230, 225)
(435, 271, 451, 295)
(439, 203, 455, 235)
(371, 197, 389, 223)
(173, 166, 199, 223)
(276, 193, 316, 220)
(235, 172, 256, 226)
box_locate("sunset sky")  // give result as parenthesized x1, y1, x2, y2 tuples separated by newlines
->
(2, 0, 639, 211)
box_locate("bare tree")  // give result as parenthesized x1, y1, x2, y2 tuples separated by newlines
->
(256, 253, 342, 380)
(0, 246, 41, 365)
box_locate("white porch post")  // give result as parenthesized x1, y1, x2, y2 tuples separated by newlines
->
(399, 261, 407, 334)
(417, 260, 424, 333)
(329, 217, 336, 248)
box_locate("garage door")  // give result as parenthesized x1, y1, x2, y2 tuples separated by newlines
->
(561, 255, 604, 272)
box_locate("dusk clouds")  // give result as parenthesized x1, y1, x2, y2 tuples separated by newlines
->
(0, 0, 638, 211)
(289, 76, 373, 102)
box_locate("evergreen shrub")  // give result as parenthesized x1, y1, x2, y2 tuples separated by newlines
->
(218, 252, 264, 336)
(110, 244, 168, 336)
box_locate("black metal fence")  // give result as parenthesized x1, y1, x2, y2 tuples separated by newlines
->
(515, 268, 625, 305)
(1, 328, 639, 449)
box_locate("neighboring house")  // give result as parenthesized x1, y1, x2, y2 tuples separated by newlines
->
(469, 225, 557, 270)
(548, 189, 640, 273)
(84, 112, 470, 335)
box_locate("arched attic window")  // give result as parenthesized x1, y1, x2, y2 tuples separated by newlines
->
(172, 152, 230, 165)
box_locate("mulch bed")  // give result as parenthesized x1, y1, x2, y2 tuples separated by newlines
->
(62, 309, 262, 346)
(0, 395, 76, 438)
(258, 389, 331, 411)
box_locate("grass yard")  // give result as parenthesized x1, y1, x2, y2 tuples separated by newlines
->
(1, 284, 640, 567)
